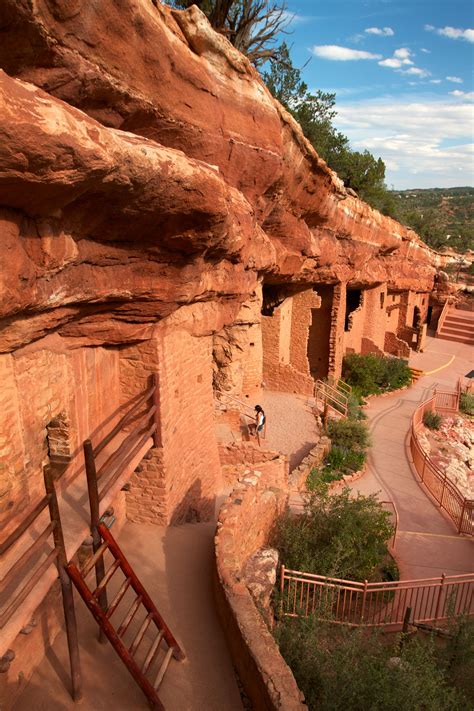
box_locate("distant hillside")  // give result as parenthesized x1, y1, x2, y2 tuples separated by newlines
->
(389, 187, 474, 254)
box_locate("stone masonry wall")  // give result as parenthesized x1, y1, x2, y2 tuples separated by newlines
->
(290, 289, 321, 374)
(328, 283, 346, 378)
(0, 345, 121, 536)
(262, 297, 315, 396)
(121, 325, 223, 524)
(119, 337, 167, 524)
(214, 457, 307, 710)
(307, 285, 333, 381)
(156, 325, 223, 524)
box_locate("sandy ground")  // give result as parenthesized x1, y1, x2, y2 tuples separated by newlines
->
(12, 523, 243, 711)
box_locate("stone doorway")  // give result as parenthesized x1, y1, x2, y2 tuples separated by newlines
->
(307, 285, 334, 382)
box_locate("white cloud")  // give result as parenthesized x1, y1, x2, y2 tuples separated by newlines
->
(450, 90, 474, 100)
(430, 79, 442, 84)
(311, 45, 382, 61)
(404, 67, 431, 78)
(378, 48, 429, 77)
(421, 48, 431, 53)
(365, 26, 394, 37)
(446, 76, 463, 84)
(425, 25, 474, 42)
(393, 48, 412, 61)
(334, 97, 474, 188)
(379, 58, 404, 68)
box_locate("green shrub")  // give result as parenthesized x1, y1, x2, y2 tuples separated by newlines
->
(273, 483, 394, 581)
(327, 418, 371, 450)
(423, 410, 442, 430)
(275, 618, 469, 711)
(307, 417, 370, 489)
(342, 353, 412, 396)
(326, 446, 365, 473)
(347, 387, 367, 420)
(460, 392, 474, 416)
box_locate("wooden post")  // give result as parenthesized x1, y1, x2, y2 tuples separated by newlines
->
(43, 466, 83, 701)
(83, 439, 108, 642)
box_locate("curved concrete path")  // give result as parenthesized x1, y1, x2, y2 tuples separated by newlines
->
(347, 336, 473, 580)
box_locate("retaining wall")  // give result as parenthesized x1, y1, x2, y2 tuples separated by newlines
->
(214, 458, 307, 711)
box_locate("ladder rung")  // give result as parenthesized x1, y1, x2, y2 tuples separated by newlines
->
(81, 541, 109, 578)
(142, 630, 164, 674)
(129, 613, 153, 656)
(117, 594, 142, 637)
(154, 647, 173, 690)
(106, 576, 132, 619)
(93, 558, 121, 597)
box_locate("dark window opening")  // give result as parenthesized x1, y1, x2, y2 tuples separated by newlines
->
(345, 289, 362, 332)
(412, 306, 421, 329)
(380, 293, 385, 308)
(427, 305, 433, 326)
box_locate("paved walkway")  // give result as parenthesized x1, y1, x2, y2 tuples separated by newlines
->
(347, 336, 473, 580)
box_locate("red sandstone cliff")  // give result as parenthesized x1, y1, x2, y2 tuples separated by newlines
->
(0, 1, 440, 353)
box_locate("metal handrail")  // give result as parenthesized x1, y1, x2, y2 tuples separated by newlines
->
(280, 565, 474, 625)
(436, 299, 453, 336)
(410, 392, 473, 535)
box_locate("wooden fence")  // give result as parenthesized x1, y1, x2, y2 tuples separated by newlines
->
(280, 566, 474, 627)
(410, 387, 473, 536)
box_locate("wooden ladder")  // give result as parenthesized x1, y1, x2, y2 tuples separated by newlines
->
(66, 523, 184, 710)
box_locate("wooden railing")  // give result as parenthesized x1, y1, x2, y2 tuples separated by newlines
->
(0, 468, 82, 698)
(280, 567, 474, 627)
(83, 376, 158, 624)
(410, 387, 472, 535)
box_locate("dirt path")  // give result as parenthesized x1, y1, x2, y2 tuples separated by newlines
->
(13, 522, 243, 711)
(259, 390, 319, 470)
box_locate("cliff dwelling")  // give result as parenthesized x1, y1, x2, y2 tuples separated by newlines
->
(0, 2, 471, 710)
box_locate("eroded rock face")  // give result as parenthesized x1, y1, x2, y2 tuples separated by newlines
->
(0, 1, 439, 353)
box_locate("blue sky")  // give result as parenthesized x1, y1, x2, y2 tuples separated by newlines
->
(281, 0, 474, 189)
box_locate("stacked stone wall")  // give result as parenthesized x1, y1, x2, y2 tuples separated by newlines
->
(157, 326, 222, 523)
(0, 346, 121, 535)
(328, 283, 346, 377)
(307, 286, 333, 381)
(214, 458, 307, 710)
(344, 285, 388, 356)
(262, 291, 318, 396)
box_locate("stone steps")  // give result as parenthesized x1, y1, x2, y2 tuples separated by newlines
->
(436, 307, 474, 345)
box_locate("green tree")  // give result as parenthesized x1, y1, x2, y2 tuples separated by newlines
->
(168, 0, 291, 65)
(264, 43, 349, 165)
(263, 45, 396, 212)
